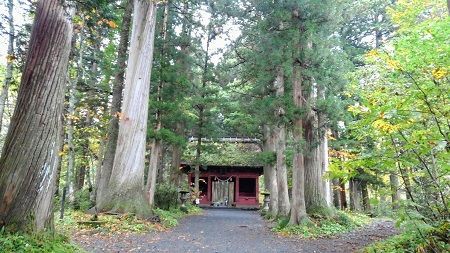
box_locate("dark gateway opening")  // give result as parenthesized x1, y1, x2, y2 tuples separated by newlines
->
(239, 178, 256, 197)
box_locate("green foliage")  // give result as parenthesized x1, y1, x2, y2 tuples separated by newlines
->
(0, 231, 83, 253)
(154, 184, 179, 210)
(364, 221, 449, 253)
(73, 189, 93, 211)
(55, 210, 155, 234)
(274, 210, 371, 238)
(153, 205, 202, 228)
(346, 0, 449, 217)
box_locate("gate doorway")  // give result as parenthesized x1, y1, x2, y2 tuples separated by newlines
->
(211, 177, 235, 207)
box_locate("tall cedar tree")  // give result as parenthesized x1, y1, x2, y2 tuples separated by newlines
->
(0, 0, 72, 232)
(104, 0, 157, 216)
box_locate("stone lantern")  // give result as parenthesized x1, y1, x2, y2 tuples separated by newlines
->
(179, 190, 189, 212)
(261, 192, 270, 213)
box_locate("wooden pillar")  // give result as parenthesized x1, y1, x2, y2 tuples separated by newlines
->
(207, 176, 211, 202)
(235, 176, 240, 204)
(255, 176, 259, 205)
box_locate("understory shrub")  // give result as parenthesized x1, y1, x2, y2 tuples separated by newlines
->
(55, 210, 155, 234)
(154, 184, 178, 210)
(73, 188, 93, 211)
(363, 221, 449, 253)
(274, 210, 371, 238)
(153, 205, 202, 228)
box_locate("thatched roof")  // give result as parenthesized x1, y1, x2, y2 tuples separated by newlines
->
(182, 141, 264, 167)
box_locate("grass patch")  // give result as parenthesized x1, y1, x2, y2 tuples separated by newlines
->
(56, 210, 158, 235)
(0, 231, 83, 253)
(153, 205, 202, 228)
(56, 205, 202, 235)
(274, 210, 371, 238)
(363, 221, 449, 253)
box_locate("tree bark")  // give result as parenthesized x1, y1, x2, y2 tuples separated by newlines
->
(274, 69, 290, 216)
(390, 173, 400, 209)
(289, 63, 308, 225)
(447, 0, 450, 16)
(361, 181, 370, 212)
(170, 123, 184, 186)
(96, 0, 133, 210)
(318, 127, 331, 207)
(349, 178, 362, 211)
(146, 139, 162, 207)
(263, 125, 278, 217)
(318, 112, 331, 206)
(332, 179, 341, 209)
(303, 95, 328, 213)
(339, 180, 347, 209)
(146, 1, 170, 207)
(0, 0, 15, 136)
(194, 20, 212, 197)
(156, 146, 166, 184)
(105, 0, 157, 216)
(169, 1, 190, 187)
(0, 0, 72, 232)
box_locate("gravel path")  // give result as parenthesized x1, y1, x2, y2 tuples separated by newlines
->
(74, 209, 397, 253)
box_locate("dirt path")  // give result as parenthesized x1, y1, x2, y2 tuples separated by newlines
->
(73, 209, 397, 253)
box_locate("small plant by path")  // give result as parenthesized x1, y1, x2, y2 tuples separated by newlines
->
(363, 220, 449, 253)
(0, 231, 83, 253)
(273, 211, 372, 238)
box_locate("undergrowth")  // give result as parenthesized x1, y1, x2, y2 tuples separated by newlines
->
(153, 205, 202, 228)
(363, 220, 449, 253)
(274, 210, 371, 238)
(56, 205, 202, 235)
(0, 231, 83, 253)
(56, 210, 157, 234)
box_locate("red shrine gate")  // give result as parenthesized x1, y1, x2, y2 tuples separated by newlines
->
(182, 165, 263, 208)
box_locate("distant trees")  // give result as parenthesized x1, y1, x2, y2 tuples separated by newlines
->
(226, 0, 349, 222)
(344, 0, 449, 223)
(0, 0, 14, 135)
(0, 0, 73, 232)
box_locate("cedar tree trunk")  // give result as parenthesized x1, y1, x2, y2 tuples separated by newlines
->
(96, 0, 133, 210)
(263, 125, 278, 216)
(274, 69, 290, 216)
(289, 63, 308, 225)
(0, 0, 72, 232)
(105, 0, 157, 216)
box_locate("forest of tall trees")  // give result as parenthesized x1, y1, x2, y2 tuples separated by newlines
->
(0, 0, 448, 252)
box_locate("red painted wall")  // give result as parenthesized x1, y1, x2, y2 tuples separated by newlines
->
(188, 171, 261, 207)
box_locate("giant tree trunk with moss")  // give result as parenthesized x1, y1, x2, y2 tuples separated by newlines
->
(104, 0, 157, 216)
(274, 69, 290, 217)
(0, 0, 72, 232)
(95, 0, 133, 210)
(303, 89, 328, 214)
(289, 63, 308, 225)
(263, 125, 278, 216)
